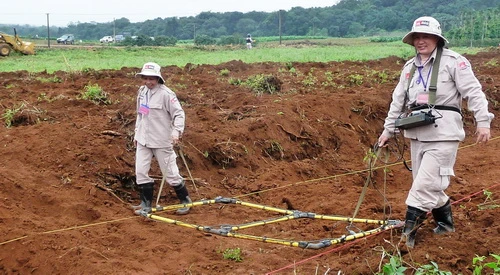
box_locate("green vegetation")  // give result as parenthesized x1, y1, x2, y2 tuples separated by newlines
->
(0, 38, 487, 73)
(1, 103, 25, 128)
(472, 254, 500, 275)
(478, 190, 499, 210)
(375, 241, 499, 275)
(80, 83, 111, 105)
(35, 76, 62, 83)
(242, 74, 281, 96)
(376, 246, 453, 275)
(2, 1, 498, 48)
(219, 68, 230, 76)
(379, 254, 407, 275)
(1, 101, 46, 127)
(221, 247, 243, 262)
(415, 262, 452, 275)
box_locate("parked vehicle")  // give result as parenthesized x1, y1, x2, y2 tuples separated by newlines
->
(57, 34, 75, 44)
(0, 28, 35, 56)
(114, 35, 125, 42)
(100, 36, 114, 43)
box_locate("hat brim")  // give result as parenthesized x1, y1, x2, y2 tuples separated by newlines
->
(135, 72, 165, 84)
(402, 31, 449, 45)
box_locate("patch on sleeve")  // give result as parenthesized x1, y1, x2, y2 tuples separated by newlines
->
(405, 72, 410, 79)
(458, 61, 469, 70)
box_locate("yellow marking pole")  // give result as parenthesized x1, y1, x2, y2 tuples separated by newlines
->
(236, 201, 294, 215)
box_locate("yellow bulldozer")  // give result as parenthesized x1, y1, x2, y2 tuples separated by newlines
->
(0, 28, 35, 56)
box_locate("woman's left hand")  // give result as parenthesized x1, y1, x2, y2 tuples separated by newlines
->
(475, 127, 491, 144)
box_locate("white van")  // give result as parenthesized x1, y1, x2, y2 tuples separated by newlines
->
(100, 36, 114, 43)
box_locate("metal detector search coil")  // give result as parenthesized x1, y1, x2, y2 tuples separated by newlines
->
(395, 110, 436, 130)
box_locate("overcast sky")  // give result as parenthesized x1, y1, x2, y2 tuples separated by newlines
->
(1, 0, 340, 27)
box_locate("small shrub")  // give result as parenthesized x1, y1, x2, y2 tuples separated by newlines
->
(194, 35, 217, 46)
(380, 255, 406, 275)
(228, 77, 242, 85)
(243, 74, 282, 96)
(348, 73, 364, 86)
(2, 103, 25, 127)
(478, 190, 499, 210)
(217, 35, 242, 45)
(80, 83, 111, 105)
(219, 69, 230, 76)
(415, 261, 452, 275)
(1, 102, 47, 127)
(302, 72, 317, 87)
(472, 254, 500, 275)
(222, 248, 243, 262)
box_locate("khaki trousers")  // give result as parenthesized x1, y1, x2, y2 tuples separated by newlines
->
(135, 143, 183, 186)
(406, 140, 459, 212)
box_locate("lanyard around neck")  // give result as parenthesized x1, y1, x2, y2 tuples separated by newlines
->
(416, 65, 432, 90)
(403, 47, 443, 110)
(144, 88, 151, 105)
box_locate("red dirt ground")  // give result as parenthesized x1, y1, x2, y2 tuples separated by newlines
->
(0, 48, 499, 274)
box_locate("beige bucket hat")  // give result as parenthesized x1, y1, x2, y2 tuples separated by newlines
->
(136, 62, 165, 84)
(402, 16, 449, 45)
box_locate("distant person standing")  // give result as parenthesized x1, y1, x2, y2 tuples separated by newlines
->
(132, 62, 192, 216)
(246, 34, 253, 49)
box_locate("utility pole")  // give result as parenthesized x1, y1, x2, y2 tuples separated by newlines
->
(279, 10, 283, 45)
(113, 18, 116, 42)
(46, 13, 50, 48)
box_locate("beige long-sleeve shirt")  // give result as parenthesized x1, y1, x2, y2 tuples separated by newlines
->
(134, 84, 185, 148)
(382, 47, 493, 141)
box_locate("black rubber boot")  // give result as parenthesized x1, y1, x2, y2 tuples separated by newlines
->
(432, 200, 455, 235)
(134, 182, 153, 216)
(131, 185, 146, 211)
(174, 181, 192, 215)
(402, 206, 427, 248)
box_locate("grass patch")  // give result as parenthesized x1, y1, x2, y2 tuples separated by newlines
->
(0, 38, 488, 73)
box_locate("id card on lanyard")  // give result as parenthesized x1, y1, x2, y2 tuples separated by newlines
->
(139, 89, 150, 115)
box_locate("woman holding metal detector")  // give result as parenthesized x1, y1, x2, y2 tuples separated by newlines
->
(132, 62, 192, 216)
(377, 16, 494, 248)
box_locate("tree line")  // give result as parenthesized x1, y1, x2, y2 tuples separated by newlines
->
(1, 0, 499, 46)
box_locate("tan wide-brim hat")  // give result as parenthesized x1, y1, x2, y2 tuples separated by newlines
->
(402, 16, 449, 45)
(136, 62, 165, 84)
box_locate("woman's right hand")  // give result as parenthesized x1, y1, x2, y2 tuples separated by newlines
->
(378, 135, 390, 147)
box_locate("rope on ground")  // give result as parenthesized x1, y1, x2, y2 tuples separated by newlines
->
(1, 137, 498, 247)
(232, 136, 500, 199)
(0, 217, 136, 246)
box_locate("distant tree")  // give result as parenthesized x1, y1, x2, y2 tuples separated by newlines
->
(3, 0, 499, 44)
(348, 22, 365, 36)
(135, 34, 154, 46)
(165, 17, 180, 37)
(236, 18, 257, 36)
(114, 18, 131, 29)
(200, 17, 227, 37)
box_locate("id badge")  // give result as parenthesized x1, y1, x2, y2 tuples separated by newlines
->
(416, 93, 429, 105)
(139, 104, 150, 115)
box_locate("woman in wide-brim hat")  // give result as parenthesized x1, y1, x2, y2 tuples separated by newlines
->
(377, 16, 493, 248)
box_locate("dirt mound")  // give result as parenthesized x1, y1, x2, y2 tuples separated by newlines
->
(0, 48, 499, 274)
